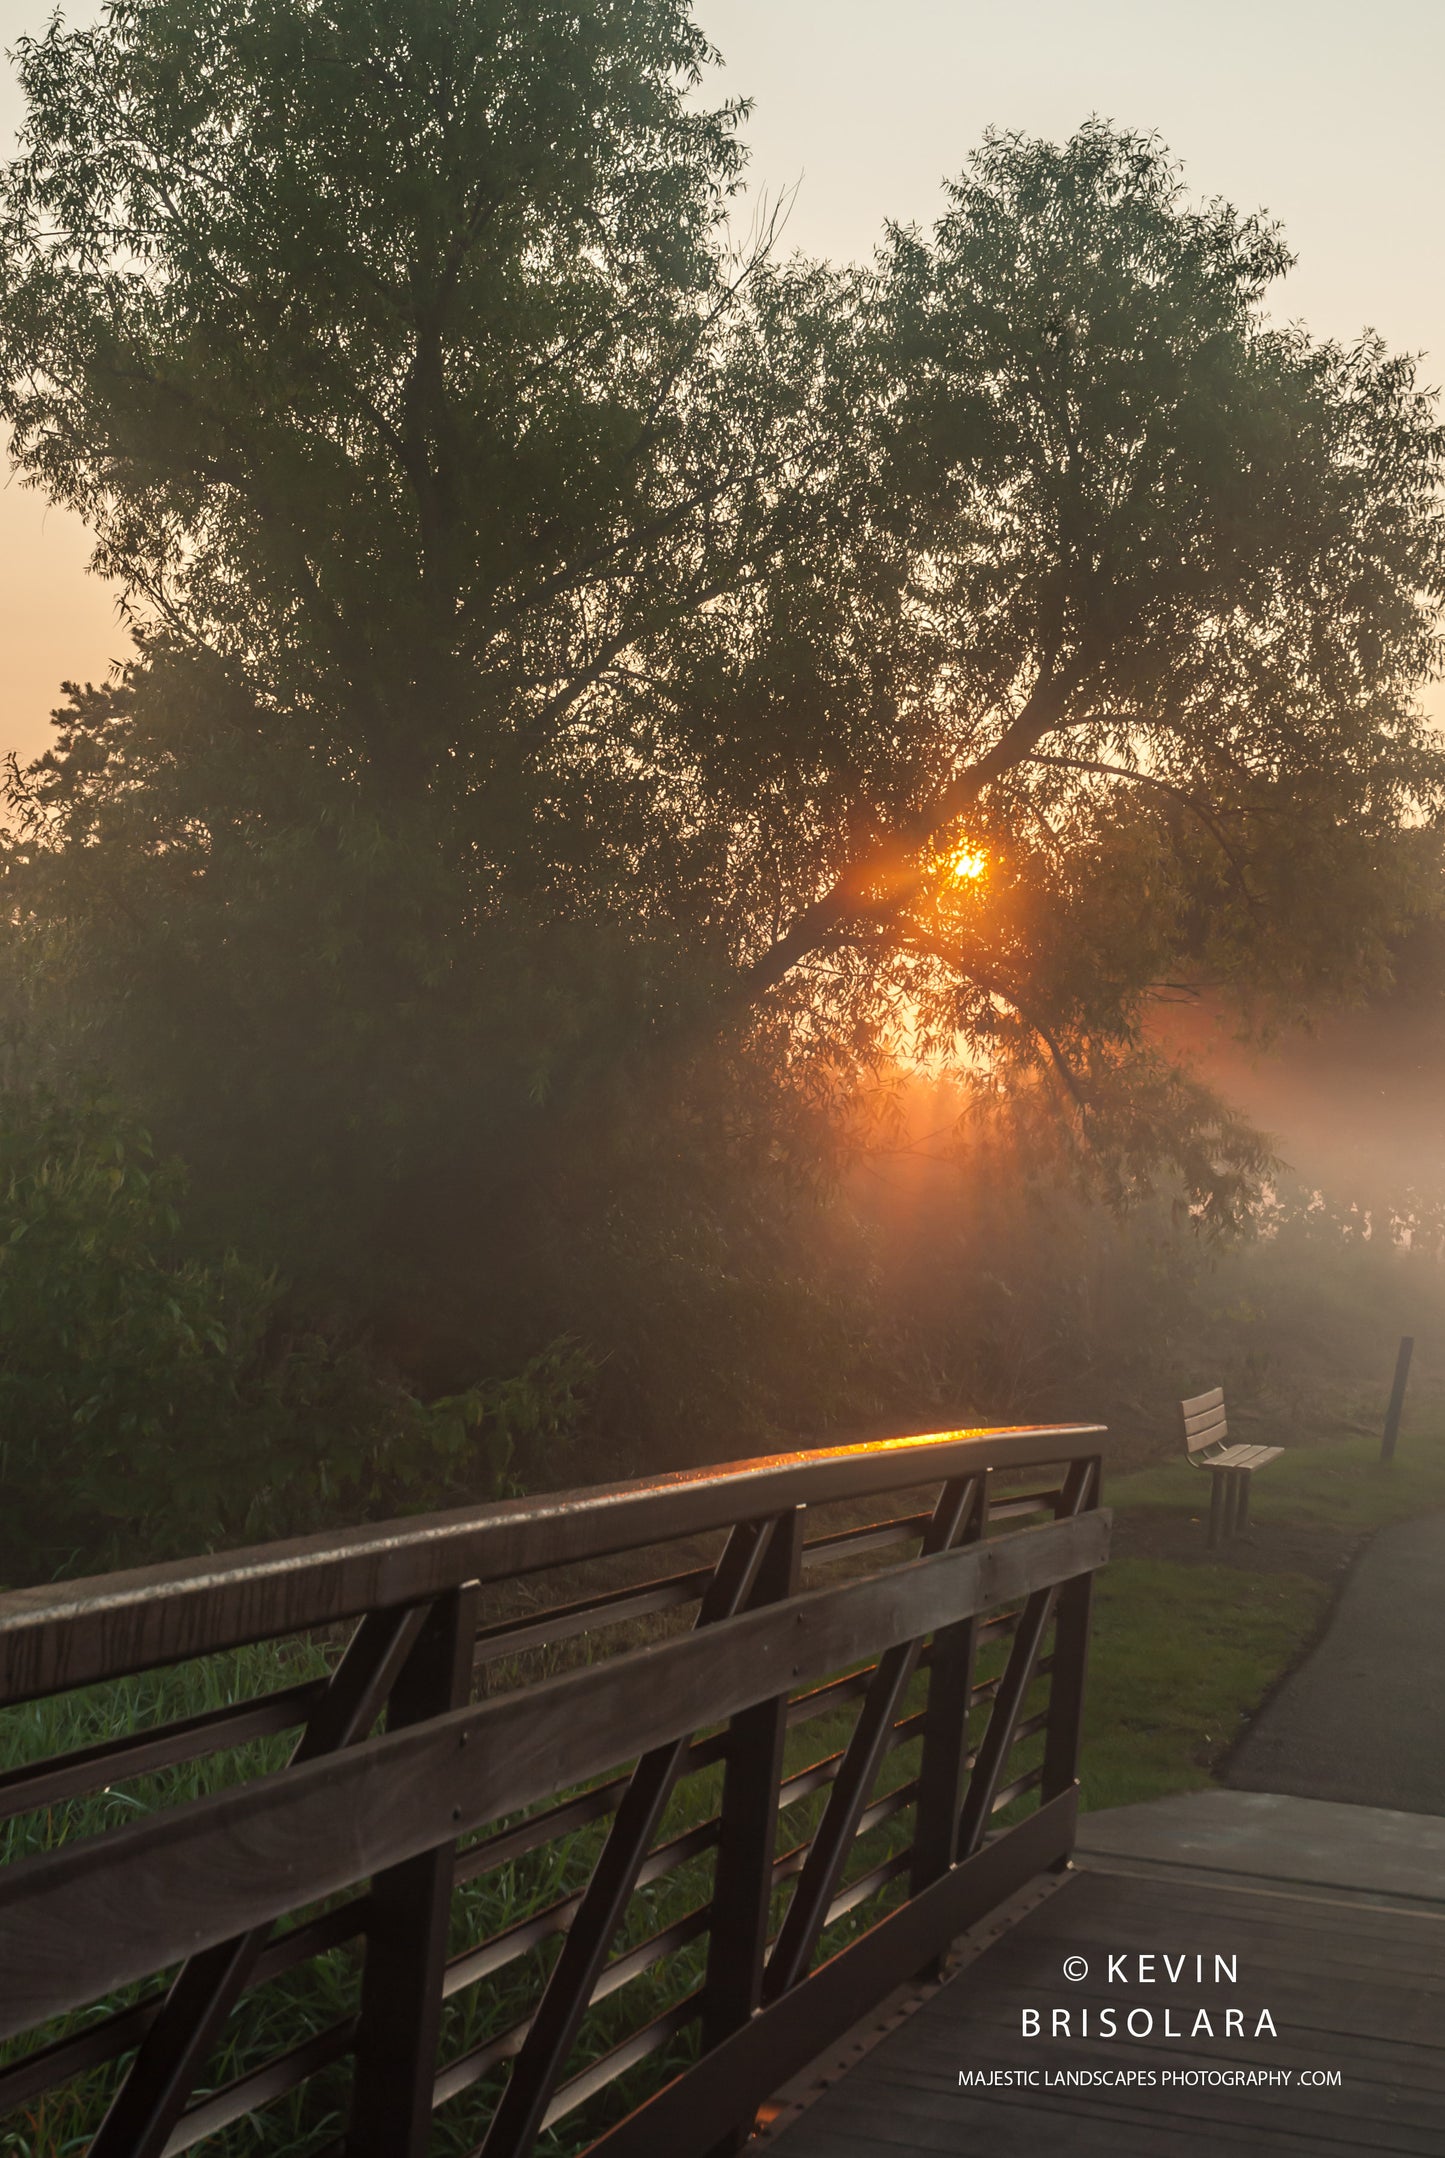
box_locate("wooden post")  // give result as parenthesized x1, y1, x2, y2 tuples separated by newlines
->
(347, 1585, 480, 2158)
(764, 1478, 976, 2005)
(1040, 1458, 1100, 1834)
(909, 1476, 989, 1901)
(1381, 1335, 1415, 1467)
(698, 1509, 804, 2156)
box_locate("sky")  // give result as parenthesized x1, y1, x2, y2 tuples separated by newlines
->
(1, 0, 1442, 763)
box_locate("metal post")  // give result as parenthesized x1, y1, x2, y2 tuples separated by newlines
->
(1381, 1335, 1415, 1467)
(1235, 1470, 1252, 1535)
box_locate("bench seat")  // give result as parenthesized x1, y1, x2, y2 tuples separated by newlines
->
(1209, 1443, 1284, 1473)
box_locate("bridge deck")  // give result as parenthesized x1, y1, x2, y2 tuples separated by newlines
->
(761, 1794, 1445, 2156)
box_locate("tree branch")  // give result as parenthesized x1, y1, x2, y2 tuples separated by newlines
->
(738, 652, 1097, 1002)
(1023, 752, 1261, 912)
(887, 922, 1090, 1117)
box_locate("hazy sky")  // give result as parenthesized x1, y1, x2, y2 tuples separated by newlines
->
(2, 0, 1442, 762)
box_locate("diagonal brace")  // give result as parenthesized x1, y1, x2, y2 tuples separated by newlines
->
(88, 1602, 432, 2158)
(478, 1515, 777, 2158)
(762, 1476, 977, 2002)
(956, 1457, 1096, 1858)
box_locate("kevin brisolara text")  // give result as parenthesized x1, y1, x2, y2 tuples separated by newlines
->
(1021, 2005, 1277, 2037)
(959, 2070, 1341, 2090)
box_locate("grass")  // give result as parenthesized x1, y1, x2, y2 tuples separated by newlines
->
(1079, 1559, 1328, 1810)
(1076, 1429, 1445, 1810)
(1107, 1430, 1445, 1533)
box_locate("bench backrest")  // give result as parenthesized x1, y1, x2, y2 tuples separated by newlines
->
(1181, 1385, 1227, 1458)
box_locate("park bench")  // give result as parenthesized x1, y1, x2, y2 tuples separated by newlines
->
(1181, 1385, 1283, 1546)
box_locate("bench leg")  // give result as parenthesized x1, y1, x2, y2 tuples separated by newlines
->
(1235, 1470, 1251, 1535)
(1208, 1471, 1226, 1548)
(1225, 1470, 1244, 1540)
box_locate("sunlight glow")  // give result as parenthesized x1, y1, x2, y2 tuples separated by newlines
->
(938, 841, 988, 885)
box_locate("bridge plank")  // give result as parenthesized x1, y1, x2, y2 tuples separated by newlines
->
(765, 1865, 1445, 2156)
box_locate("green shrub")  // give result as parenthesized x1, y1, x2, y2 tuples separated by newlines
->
(0, 1087, 584, 1583)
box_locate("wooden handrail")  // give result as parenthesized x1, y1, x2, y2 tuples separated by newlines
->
(0, 1509, 1107, 2033)
(0, 1425, 1108, 2158)
(0, 1423, 1103, 1702)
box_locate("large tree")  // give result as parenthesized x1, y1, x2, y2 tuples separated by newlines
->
(0, 0, 836, 1390)
(2, 4, 1442, 1421)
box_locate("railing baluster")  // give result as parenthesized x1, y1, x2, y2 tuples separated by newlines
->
(955, 1584, 1055, 1859)
(347, 1583, 480, 2157)
(956, 1454, 1097, 1859)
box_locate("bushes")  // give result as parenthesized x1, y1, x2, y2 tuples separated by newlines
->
(0, 1087, 584, 1585)
(0, 1062, 1436, 1590)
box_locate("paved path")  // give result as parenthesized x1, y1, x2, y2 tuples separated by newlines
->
(1227, 1512, 1445, 1812)
(1076, 1786, 1445, 1906)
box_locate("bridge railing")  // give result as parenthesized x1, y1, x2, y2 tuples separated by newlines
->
(0, 1422, 1108, 2157)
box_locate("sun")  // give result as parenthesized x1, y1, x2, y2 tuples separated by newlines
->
(937, 841, 988, 885)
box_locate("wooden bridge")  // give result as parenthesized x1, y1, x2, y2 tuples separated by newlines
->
(0, 1425, 1437, 2155)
